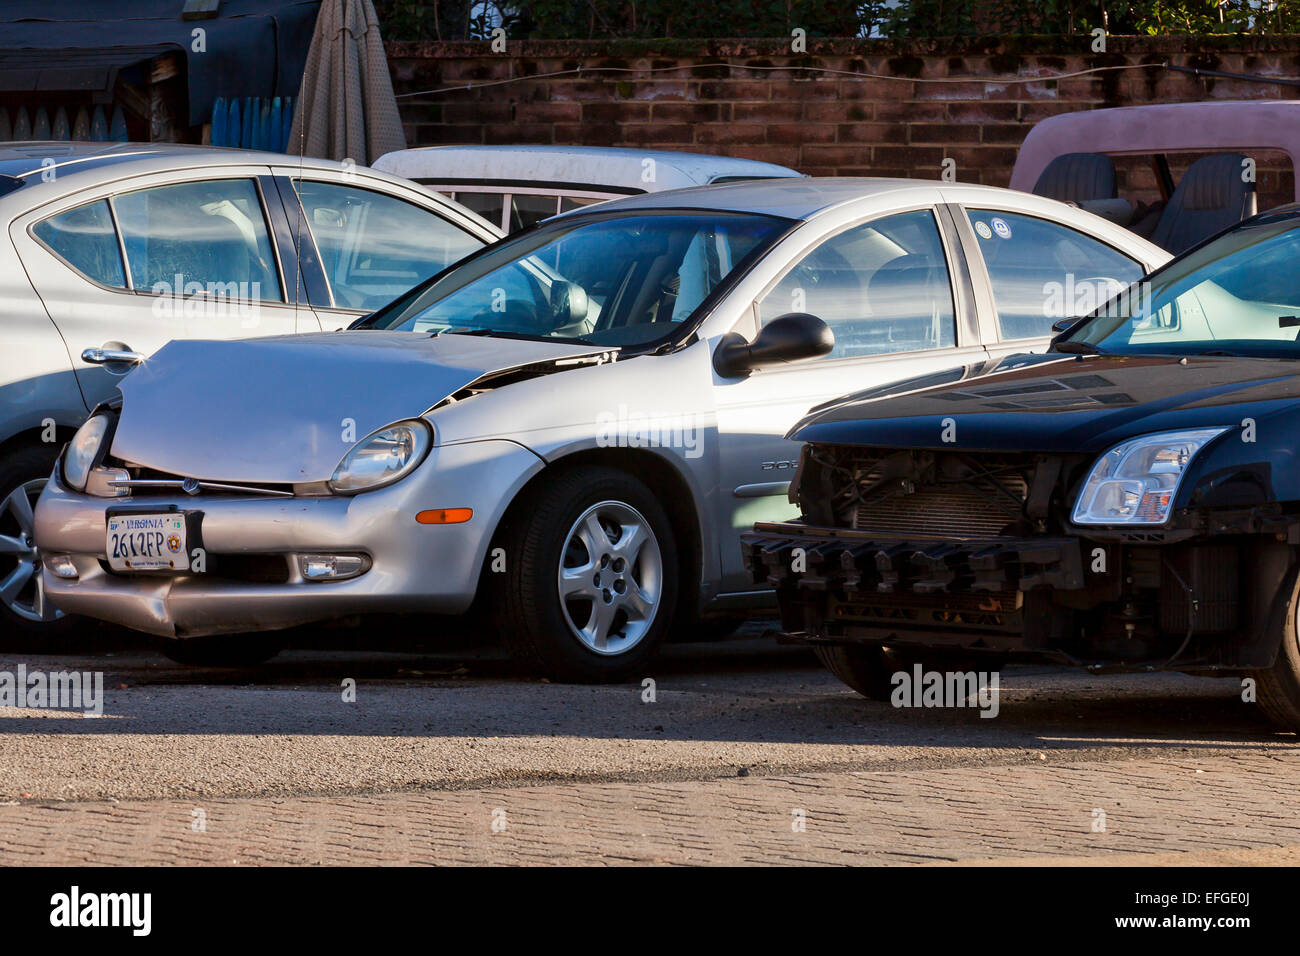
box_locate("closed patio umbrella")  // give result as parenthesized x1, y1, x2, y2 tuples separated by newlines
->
(288, 0, 405, 165)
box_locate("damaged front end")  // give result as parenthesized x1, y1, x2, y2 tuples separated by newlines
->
(742, 443, 1300, 674)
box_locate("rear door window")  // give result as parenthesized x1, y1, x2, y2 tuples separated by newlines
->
(113, 179, 284, 302)
(966, 209, 1144, 340)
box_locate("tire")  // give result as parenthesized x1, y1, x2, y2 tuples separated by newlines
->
(814, 644, 897, 700)
(0, 443, 77, 641)
(154, 635, 281, 667)
(816, 644, 999, 701)
(492, 466, 678, 682)
(1251, 572, 1300, 732)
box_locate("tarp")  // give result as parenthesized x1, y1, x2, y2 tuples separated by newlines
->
(287, 0, 404, 164)
(0, 1, 322, 125)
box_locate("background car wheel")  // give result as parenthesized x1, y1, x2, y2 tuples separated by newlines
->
(0, 444, 75, 640)
(814, 644, 897, 700)
(153, 636, 281, 667)
(492, 467, 678, 682)
(1250, 571, 1300, 732)
(816, 644, 999, 701)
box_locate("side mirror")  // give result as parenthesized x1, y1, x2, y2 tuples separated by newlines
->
(713, 313, 834, 378)
(1050, 317, 1075, 334)
(548, 279, 589, 329)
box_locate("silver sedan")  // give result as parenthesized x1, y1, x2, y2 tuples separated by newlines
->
(35, 178, 1167, 680)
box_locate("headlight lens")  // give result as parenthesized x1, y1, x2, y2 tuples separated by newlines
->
(1071, 427, 1228, 526)
(63, 414, 111, 491)
(329, 420, 431, 494)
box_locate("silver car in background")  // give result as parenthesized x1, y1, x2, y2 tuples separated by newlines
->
(373, 144, 803, 233)
(0, 141, 496, 635)
(34, 178, 1167, 679)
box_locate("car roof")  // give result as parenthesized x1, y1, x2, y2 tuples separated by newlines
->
(373, 145, 803, 192)
(1011, 101, 1300, 201)
(552, 177, 1002, 220)
(0, 140, 432, 209)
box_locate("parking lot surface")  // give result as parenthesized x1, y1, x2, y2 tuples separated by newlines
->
(2, 627, 1298, 865)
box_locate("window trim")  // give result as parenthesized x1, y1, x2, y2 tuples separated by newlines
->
(954, 204, 1147, 345)
(745, 204, 965, 366)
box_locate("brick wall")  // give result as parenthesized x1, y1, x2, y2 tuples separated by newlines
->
(387, 36, 1300, 209)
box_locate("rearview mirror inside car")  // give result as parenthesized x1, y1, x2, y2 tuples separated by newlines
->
(713, 313, 834, 377)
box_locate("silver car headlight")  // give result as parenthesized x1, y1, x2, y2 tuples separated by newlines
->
(63, 414, 111, 492)
(329, 420, 431, 494)
(1071, 427, 1229, 526)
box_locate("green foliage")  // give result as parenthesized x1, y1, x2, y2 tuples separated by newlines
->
(374, 0, 1300, 39)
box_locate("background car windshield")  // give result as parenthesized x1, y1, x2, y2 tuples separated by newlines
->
(364, 211, 789, 347)
(1065, 212, 1300, 357)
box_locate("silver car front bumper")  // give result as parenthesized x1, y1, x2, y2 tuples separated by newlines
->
(34, 439, 543, 638)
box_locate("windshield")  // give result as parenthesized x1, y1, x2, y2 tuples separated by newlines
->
(358, 210, 790, 348)
(1060, 209, 1300, 358)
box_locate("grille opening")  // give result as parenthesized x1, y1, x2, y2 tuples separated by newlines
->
(807, 447, 1039, 538)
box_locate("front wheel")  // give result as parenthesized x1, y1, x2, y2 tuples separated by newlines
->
(1250, 571, 1300, 732)
(492, 467, 678, 682)
(0, 444, 74, 640)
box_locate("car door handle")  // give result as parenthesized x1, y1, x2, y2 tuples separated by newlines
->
(81, 347, 144, 365)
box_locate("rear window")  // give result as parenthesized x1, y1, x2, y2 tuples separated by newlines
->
(32, 200, 126, 289)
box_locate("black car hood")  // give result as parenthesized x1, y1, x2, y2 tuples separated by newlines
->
(792, 352, 1300, 453)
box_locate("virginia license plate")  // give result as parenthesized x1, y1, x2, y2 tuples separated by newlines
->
(106, 513, 188, 571)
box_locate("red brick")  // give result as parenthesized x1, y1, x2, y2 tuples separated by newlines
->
(769, 123, 836, 145)
(695, 124, 767, 145)
(836, 122, 908, 144)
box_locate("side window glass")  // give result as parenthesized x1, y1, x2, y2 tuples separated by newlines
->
(297, 181, 483, 310)
(757, 209, 956, 360)
(452, 191, 506, 229)
(509, 194, 560, 231)
(32, 200, 126, 289)
(966, 209, 1145, 340)
(113, 179, 283, 302)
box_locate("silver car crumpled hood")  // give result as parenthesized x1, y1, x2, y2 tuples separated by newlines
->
(112, 331, 613, 484)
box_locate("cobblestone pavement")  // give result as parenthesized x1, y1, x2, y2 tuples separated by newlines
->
(1, 635, 1298, 865)
(4, 753, 1300, 865)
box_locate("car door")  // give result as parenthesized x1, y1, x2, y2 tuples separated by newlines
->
(273, 172, 490, 330)
(711, 205, 988, 593)
(942, 201, 1151, 365)
(15, 168, 308, 410)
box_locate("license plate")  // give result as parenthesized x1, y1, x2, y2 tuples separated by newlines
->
(106, 513, 188, 572)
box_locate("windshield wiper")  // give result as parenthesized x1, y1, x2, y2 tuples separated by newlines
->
(1053, 341, 1105, 355)
(443, 327, 597, 346)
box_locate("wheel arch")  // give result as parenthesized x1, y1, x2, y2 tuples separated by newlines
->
(479, 446, 707, 611)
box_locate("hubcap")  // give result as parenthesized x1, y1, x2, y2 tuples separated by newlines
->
(0, 478, 62, 623)
(557, 500, 663, 656)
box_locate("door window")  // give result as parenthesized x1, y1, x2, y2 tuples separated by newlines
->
(296, 181, 483, 310)
(757, 209, 957, 360)
(113, 179, 283, 302)
(966, 209, 1144, 340)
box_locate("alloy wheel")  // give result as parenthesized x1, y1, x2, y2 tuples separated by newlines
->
(557, 500, 663, 656)
(0, 478, 62, 623)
